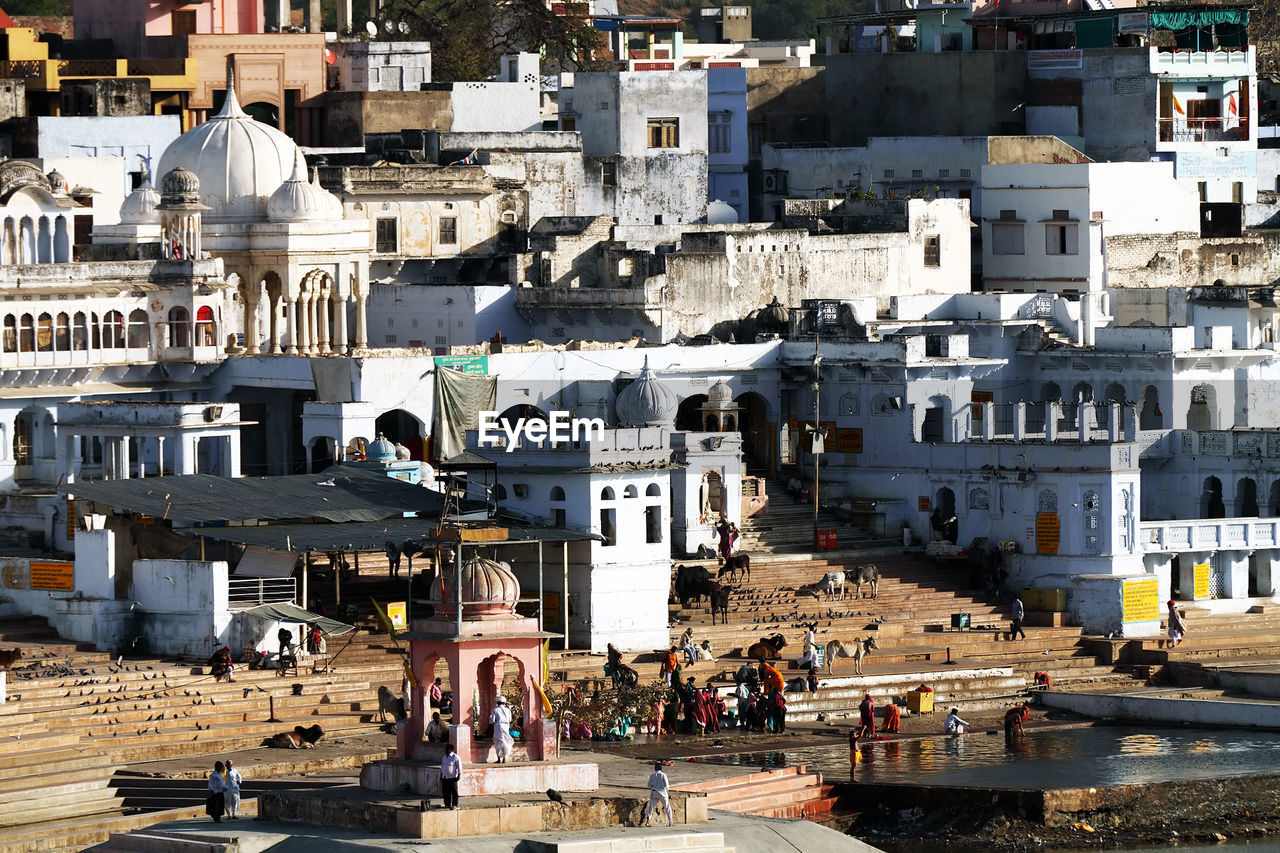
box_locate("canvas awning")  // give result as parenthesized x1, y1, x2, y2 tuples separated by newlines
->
(239, 602, 354, 636)
(184, 517, 599, 553)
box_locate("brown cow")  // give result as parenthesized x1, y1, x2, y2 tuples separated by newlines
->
(746, 633, 786, 660)
(263, 724, 325, 749)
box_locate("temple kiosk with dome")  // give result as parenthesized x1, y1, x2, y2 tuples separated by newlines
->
(360, 550, 600, 797)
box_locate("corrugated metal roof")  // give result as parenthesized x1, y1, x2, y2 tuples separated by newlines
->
(178, 517, 599, 553)
(65, 467, 461, 527)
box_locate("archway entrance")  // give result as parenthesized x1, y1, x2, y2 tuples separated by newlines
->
(734, 392, 769, 472)
(675, 395, 708, 432)
(1202, 476, 1225, 519)
(932, 487, 957, 543)
(375, 409, 427, 460)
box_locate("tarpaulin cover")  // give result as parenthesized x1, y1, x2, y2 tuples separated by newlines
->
(240, 602, 355, 636)
(67, 467, 446, 526)
(1149, 9, 1248, 29)
(180, 517, 599, 553)
(432, 365, 496, 461)
(234, 546, 299, 578)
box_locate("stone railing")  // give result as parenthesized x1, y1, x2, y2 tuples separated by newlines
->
(1140, 517, 1280, 553)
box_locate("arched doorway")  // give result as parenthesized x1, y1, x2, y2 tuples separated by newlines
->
(310, 436, 335, 472)
(922, 395, 949, 442)
(1202, 476, 1225, 518)
(675, 395, 708, 432)
(1237, 477, 1259, 517)
(734, 392, 769, 472)
(375, 408, 427, 460)
(1028, 382, 1062, 433)
(1271, 481, 1280, 516)
(1100, 382, 1126, 429)
(931, 487, 957, 543)
(1188, 385, 1215, 430)
(1067, 382, 1093, 431)
(1139, 385, 1161, 430)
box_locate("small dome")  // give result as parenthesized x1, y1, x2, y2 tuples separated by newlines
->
(46, 169, 66, 194)
(159, 166, 202, 206)
(762, 296, 789, 327)
(707, 380, 733, 403)
(616, 356, 678, 428)
(120, 171, 161, 225)
(312, 167, 344, 219)
(267, 153, 333, 223)
(367, 434, 396, 463)
(430, 555, 520, 618)
(707, 199, 738, 225)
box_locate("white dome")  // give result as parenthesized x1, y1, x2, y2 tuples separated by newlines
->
(707, 199, 739, 225)
(616, 356, 678, 428)
(267, 153, 334, 223)
(157, 82, 300, 223)
(119, 170, 161, 224)
(312, 167, 344, 219)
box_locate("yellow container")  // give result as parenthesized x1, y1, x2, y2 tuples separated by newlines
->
(1022, 587, 1068, 612)
(907, 690, 934, 715)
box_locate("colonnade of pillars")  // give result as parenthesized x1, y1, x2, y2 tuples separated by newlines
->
(245, 283, 368, 357)
(60, 432, 240, 484)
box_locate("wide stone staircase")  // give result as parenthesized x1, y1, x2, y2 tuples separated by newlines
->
(0, 614, 407, 853)
(551, 549, 1138, 719)
(676, 766, 834, 820)
(736, 475, 898, 554)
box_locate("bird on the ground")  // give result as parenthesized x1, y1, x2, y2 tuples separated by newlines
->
(546, 789, 564, 804)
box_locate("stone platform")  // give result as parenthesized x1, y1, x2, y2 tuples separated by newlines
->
(360, 757, 600, 797)
(258, 781, 707, 840)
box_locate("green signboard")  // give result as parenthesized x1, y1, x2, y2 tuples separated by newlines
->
(434, 355, 489, 376)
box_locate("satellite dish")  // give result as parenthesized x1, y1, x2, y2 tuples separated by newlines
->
(384, 19, 395, 32)
(397, 21, 409, 34)
(365, 19, 377, 36)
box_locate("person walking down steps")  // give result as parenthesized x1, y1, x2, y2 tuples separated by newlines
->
(206, 761, 226, 823)
(223, 760, 242, 819)
(1009, 595, 1026, 641)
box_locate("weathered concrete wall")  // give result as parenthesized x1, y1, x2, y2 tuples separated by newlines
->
(322, 91, 451, 147)
(1106, 232, 1280, 291)
(1040, 50, 1156, 163)
(450, 82, 541, 133)
(817, 51, 1028, 147)
(1039, 690, 1280, 728)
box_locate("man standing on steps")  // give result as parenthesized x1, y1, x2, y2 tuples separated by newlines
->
(644, 761, 673, 827)
(223, 759, 242, 819)
(1010, 595, 1027, 641)
(440, 743, 462, 810)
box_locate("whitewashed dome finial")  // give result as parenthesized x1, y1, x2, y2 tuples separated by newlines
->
(267, 151, 335, 223)
(707, 380, 733, 404)
(616, 356, 678, 428)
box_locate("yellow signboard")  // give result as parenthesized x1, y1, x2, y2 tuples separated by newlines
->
(1123, 578, 1160, 623)
(1035, 513, 1060, 555)
(1193, 562, 1211, 600)
(386, 601, 407, 629)
(30, 561, 73, 592)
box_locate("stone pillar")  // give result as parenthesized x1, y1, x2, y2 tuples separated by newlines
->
(225, 434, 240, 478)
(119, 437, 131, 480)
(285, 297, 299, 356)
(269, 293, 283, 355)
(981, 402, 994, 441)
(1108, 403, 1122, 442)
(298, 292, 311, 355)
(354, 293, 368, 350)
(244, 286, 259, 355)
(304, 0, 321, 33)
(333, 292, 349, 355)
(1078, 401, 1092, 444)
(307, 291, 320, 355)
(58, 433, 76, 485)
(1045, 403, 1060, 443)
(157, 436, 165, 476)
(1013, 402, 1026, 441)
(304, 442, 314, 474)
(336, 0, 352, 33)
(264, 0, 288, 31)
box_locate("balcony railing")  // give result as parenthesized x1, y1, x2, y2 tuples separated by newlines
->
(1140, 517, 1280, 553)
(1158, 117, 1249, 142)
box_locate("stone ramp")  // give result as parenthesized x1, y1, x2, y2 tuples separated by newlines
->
(677, 766, 832, 820)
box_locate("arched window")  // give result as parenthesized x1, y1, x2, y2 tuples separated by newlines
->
(168, 306, 191, 348)
(72, 312, 87, 351)
(623, 484, 638, 498)
(36, 312, 52, 352)
(600, 486, 615, 501)
(54, 312, 69, 352)
(494, 484, 508, 500)
(195, 305, 215, 346)
(90, 312, 101, 349)
(103, 311, 124, 349)
(550, 486, 566, 501)
(127, 309, 149, 348)
(18, 313, 34, 352)
(646, 483, 661, 497)
(2, 315, 15, 353)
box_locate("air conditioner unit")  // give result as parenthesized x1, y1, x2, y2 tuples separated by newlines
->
(762, 170, 787, 193)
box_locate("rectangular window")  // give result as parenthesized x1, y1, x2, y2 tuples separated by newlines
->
(912, 169, 923, 179)
(601, 161, 617, 187)
(375, 218, 397, 254)
(1044, 223, 1079, 255)
(439, 216, 457, 245)
(709, 111, 732, 153)
(960, 168, 972, 178)
(991, 223, 1025, 255)
(560, 114, 577, 132)
(647, 117, 679, 148)
(938, 169, 950, 178)
(73, 215, 92, 246)
(883, 169, 895, 179)
(645, 505, 662, 544)
(923, 234, 940, 267)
